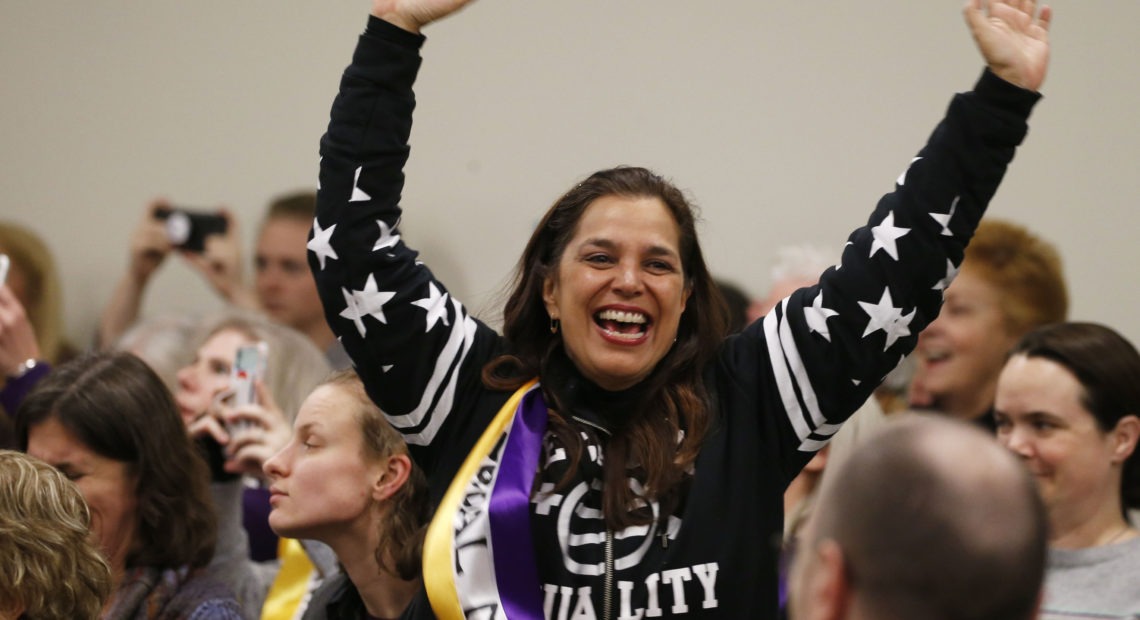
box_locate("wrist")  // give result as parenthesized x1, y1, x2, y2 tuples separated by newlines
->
(8, 357, 40, 380)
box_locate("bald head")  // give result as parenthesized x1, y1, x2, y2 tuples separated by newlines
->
(791, 415, 1046, 620)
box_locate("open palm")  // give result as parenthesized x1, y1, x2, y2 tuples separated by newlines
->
(965, 0, 1052, 91)
(370, 0, 477, 33)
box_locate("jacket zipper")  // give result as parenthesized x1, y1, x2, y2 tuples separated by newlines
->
(604, 528, 614, 620)
(571, 414, 614, 619)
(571, 415, 611, 437)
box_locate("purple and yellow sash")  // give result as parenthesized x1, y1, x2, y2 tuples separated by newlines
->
(424, 380, 548, 620)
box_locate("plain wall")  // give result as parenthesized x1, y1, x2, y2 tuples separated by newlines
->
(2, 1, 1137, 349)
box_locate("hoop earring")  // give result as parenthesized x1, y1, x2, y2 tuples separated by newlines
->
(550, 318, 560, 334)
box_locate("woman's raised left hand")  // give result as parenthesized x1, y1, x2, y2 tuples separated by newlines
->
(964, 0, 1052, 91)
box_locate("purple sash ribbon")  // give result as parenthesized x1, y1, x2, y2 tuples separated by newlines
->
(487, 386, 548, 618)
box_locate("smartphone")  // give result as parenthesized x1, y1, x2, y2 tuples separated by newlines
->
(0, 254, 9, 286)
(231, 342, 269, 408)
(153, 206, 228, 253)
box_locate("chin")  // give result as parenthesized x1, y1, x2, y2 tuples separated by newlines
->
(267, 514, 302, 539)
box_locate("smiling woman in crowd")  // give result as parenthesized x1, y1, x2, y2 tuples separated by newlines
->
(994, 322, 1140, 619)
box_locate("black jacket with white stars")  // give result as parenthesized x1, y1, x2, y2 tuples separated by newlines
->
(309, 16, 1040, 620)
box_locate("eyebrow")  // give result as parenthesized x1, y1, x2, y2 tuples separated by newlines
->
(580, 238, 679, 259)
(294, 421, 323, 435)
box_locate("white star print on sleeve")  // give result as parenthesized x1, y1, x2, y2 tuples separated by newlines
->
(858, 287, 916, 351)
(339, 274, 395, 337)
(896, 157, 922, 186)
(350, 166, 371, 202)
(307, 218, 339, 270)
(803, 291, 839, 342)
(933, 258, 960, 291)
(869, 211, 911, 261)
(929, 196, 958, 237)
(372, 220, 401, 252)
(411, 282, 451, 332)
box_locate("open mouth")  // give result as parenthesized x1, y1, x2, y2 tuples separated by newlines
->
(594, 309, 650, 341)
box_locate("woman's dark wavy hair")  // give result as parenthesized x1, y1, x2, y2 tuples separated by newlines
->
(15, 351, 217, 570)
(1009, 322, 1140, 512)
(483, 166, 730, 531)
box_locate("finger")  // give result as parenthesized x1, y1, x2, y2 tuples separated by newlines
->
(180, 250, 210, 272)
(223, 405, 262, 426)
(225, 427, 265, 455)
(225, 446, 270, 477)
(1037, 4, 1052, 31)
(189, 415, 230, 445)
(146, 197, 171, 218)
(254, 379, 279, 412)
(963, 0, 985, 28)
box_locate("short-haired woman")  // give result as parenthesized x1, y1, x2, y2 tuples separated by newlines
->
(0, 449, 112, 620)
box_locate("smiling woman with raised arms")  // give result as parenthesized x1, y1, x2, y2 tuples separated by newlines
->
(309, 0, 1055, 617)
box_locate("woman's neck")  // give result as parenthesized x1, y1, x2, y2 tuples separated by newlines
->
(933, 383, 996, 422)
(327, 522, 418, 619)
(1049, 498, 1134, 550)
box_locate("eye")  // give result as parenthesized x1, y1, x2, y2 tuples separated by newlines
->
(282, 261, 306, 275)
(944, 302, 971, 317)
(645, 259, 676, 274)
(209, 360, 231, 376)
(993, 416, 1012, 432)
(254, 256, 268, 272)
(584, 253, 614, 266)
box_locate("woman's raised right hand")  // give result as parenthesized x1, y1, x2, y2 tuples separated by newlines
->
(370, 0, 477, 34)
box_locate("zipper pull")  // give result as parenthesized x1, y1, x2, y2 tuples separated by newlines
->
(659, 530, 670, 549)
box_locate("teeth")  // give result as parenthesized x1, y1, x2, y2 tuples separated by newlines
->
(602, 328, 644, 341)
(596, 309, 647, 324)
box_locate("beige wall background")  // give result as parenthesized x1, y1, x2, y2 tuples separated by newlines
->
(2, 2, 1137, 349)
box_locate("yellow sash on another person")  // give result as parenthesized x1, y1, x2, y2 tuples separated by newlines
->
(260, 538, 319, 620)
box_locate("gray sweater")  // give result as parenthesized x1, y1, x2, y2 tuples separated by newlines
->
(1041, 536, 1140, 620)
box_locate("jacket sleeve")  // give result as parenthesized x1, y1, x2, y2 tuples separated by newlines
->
(721, 69, 1041, 483)
(311, 17, 502, 473)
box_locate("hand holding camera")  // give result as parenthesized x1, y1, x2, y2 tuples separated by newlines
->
(143, 200, 254, 307)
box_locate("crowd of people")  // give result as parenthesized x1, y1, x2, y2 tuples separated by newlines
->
(2, 1, 1138, 619)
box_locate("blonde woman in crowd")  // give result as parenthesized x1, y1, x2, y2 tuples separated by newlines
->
(909, 218, 1067, 427)
(0, 449, 113, 620)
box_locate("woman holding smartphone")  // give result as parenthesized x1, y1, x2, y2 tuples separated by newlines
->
(174, 310, 333, 618)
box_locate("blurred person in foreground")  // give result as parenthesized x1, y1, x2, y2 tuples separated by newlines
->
(788, 414, 1047, 620)
(0, 449, 113, 620)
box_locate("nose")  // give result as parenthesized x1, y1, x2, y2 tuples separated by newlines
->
(263, 444, 290, 480)
(1001, 426, 1034, 459)
(176, 365, 195, 392)
(612, 261, 644, 297)
(257, 270, 280, 295)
